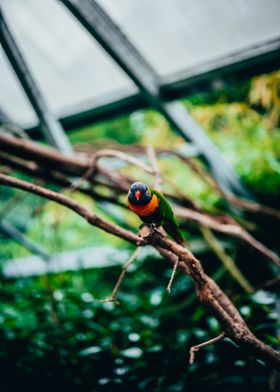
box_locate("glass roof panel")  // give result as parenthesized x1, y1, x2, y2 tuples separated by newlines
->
(0, 0, 279, 127)
(0, 0, 136, 127)
(99, 0, 280, 76)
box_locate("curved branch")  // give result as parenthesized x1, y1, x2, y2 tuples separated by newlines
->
(162, 148, 280, 220)
(0, 173, 143, 246)
(0, 173, 279, 370)
(140, 225, 280, 370)
(175, 206, 280, 266)
(189, 332, 225, 365)
(1, 142, 278, 266)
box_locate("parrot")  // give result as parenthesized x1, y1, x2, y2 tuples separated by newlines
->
(127, 182, 185, 245)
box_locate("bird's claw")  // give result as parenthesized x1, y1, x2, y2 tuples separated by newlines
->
(139, 223, 157, 230)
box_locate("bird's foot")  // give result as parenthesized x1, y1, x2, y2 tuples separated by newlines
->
(139, 223, 165, 242)
(139, 222, 157, 230)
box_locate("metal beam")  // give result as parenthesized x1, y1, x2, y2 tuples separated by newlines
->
(0, 6, 72, 155)
(161, 38, 280, 100)
(60, 0, 251, 197)
(162, 102, 248, 195)
(24, 34, 280, 134)
(26, 43, 280, 136)
(61, 0, 160, 99)
(60, 92, 147, 131)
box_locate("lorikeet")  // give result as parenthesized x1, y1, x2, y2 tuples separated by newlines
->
(127, 182, 185, 245)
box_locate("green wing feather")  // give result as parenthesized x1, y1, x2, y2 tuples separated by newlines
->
(151, 189, 185, 245)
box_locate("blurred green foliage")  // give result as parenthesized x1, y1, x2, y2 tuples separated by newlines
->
(0, 70, 279, 391)
(0, 254, 278, 391)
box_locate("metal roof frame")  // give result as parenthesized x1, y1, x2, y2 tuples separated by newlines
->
(1, 0, 279, 274)
(2, 0, 280, 197)
(0, 5, 73, 155)
(61, 0, 256, 197)
(26, 43, 280, 133)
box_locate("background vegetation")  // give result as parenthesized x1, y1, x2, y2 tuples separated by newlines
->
(0, 70, 279, 391)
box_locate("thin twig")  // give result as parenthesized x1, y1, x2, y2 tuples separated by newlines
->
(171, 149, 280, 220)
(70, 156, 99, 192)
(100, 246, 141, 304)
(72, 149, 153, 192)
(166, 256, 180, 294)
(175, 206, 280, 267)
(163, 176, 201, 210)
(189, 332, 225, 365)
(146, 144, 162, 191)
(255, 275, 280, 290)
(95, 149, 153, 174)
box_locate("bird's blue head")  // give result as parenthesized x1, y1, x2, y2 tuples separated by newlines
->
(128, 182, 151, 205)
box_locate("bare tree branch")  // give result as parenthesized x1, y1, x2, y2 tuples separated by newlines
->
(162, 148, 280, 220)
(0, 172, 279, 370)
(175, 206, 280, 266)
(2, 133, 280, 220)
(71, 148, 153, 192)
(139, 225, 280, 370)
(189, 332, 225, 365)
(0, 173, 144, 246)
(0, 133, 279, 268)
(100, 246, 141, 304)
(146, 144, 162, 191)
(166, 256, 180, 294)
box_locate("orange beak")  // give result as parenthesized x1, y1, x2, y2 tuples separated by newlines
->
(135, 190, 141, 201)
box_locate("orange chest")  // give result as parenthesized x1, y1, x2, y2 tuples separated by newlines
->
(128, 194, 159, 218)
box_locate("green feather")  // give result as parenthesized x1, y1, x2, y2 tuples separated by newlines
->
(148, 188, 185, 245)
